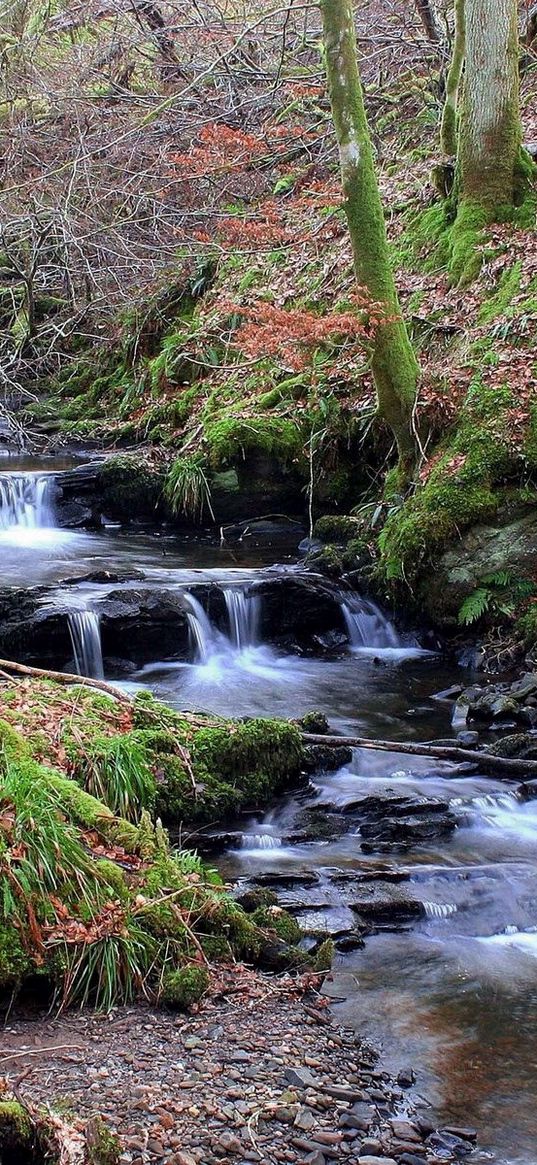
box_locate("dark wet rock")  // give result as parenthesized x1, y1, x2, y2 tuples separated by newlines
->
(441, 1127, 477, 1143)
(303, 743, 353, 772)
(59, 568, 146, 585)
(510, 673, 537, 700)
(432, 685, 464, 702)
(349, 883, 425, 925)
(334, 933, 365, 951)
(338, 793, 457, 850)
(360, 813, 456, 850)
(343, 794, 450, 819)
(330, 868, 411, 885)
(426, 1127, 472, 1155)
(397, 1155, 427, 1165)
(389, 1120, 422, 1143)
(251, 871, 320, 888)
(488, 733, 537, 760)
(456, 730, 479, 747)
(254, 575, 347, 649)
(519, 778, 537, 800)
(396, 1068, 416, 1088)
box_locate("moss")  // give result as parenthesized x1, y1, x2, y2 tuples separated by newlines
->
(0, 1100, 34, 1153)
(87, 1118, 120, 1165)
(314, 514, 363, 542)
(251, 906, 302, 945)
(97, 456, 164, 519)
(378, 382, 534, 587)
(447, 201, 489, 286)
(0, 926, 31, 989)
(478, 261, 522, 324)
(297, 711, 329, 735)
(161, 964, 210, 1008)
(516, 605, 537, 649)
(312, 938, 334, 972)
(307, 544, 344, 576)
(203, 415, 302, 469)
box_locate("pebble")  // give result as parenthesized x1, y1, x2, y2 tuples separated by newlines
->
(357, 1159, 398, 1165)
(284, 1066, 317, 1088)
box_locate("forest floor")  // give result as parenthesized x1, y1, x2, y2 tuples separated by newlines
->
(0, 968, 454, 1165)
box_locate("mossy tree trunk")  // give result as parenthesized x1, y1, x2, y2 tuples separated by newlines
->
(459, 0, 522, 212)
(440, 0, 465, 156)
(320, 0, 419, 470)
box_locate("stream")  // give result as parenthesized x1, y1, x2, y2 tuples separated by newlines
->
(2, 461, 537, 1165)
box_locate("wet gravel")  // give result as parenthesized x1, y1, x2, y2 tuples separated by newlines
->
(0, 969, 476, 1165)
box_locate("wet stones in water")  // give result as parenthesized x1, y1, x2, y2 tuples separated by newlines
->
(349, 882, 425, 926)
(251, 870, 320, 888)
(341, 793, 457, 852)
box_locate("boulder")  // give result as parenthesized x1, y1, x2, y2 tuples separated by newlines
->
(423, 508, 537, 623)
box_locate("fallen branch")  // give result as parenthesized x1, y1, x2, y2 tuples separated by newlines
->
(0, 658, 132, 704)
(301, 733, 537, 778)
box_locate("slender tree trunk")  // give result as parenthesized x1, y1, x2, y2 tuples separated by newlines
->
(415, 0, 444, 45)
(320, 0, 419, 469)
(459, 0, 521, 211)
(440, 0, 465, 156)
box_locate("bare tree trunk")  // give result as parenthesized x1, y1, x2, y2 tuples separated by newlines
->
(440, 0, 465, 156)
(320, 0, 419, 470)
(415, 0, 444, 45)
(459, 0, 521, 211)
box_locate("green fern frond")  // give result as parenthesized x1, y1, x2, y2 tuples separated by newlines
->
(458, 588, 491, 625)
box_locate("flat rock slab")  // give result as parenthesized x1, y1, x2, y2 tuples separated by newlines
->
(349, 882, 425, 923)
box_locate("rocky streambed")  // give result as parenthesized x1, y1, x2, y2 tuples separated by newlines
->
(1, 975, 480, 1165)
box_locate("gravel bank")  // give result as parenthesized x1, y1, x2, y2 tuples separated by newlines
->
(1, 969, 477, 1165)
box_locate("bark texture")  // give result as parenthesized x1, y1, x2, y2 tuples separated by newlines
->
(320, 0, 418, 467)
(415, 0, 444, 45)
(440, 0, 465, 156)
(459, 0, 521, 210)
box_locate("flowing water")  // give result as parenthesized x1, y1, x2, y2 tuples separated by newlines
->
(2, 462, 537, 1163)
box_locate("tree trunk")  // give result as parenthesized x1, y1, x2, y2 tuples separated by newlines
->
(459, 0, 521, 212)
(320, 0, 419, 469)
(440, 0, 465, 156)
(415, 0, 444, 45)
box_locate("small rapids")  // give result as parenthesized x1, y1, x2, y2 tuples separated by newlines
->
(67, 610, 104, 680)
(0, 472, 55, 532)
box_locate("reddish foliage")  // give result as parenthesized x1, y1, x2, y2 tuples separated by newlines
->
(224, 295, 392, 369)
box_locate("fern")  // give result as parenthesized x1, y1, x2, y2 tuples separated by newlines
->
(458, 574, 536, 625)
(458, 588, 491, 625)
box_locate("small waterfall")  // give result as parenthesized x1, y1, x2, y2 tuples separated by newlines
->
(241, 833, 282, 850)
(341, 594, 402, 649)
(0, 473, 55, 530)
(224, 588, 260, 650)
(68, 611, 104, 679)
(185, 593, 220, 663)
(423, 901, 457, 919)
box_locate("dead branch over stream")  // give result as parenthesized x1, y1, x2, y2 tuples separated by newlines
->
(301, 733, 537, 779)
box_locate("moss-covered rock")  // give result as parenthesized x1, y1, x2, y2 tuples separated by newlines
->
(96, 455, 165, 520)
(161, 965, 210, 1008)
(378, 384, 537, 608)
